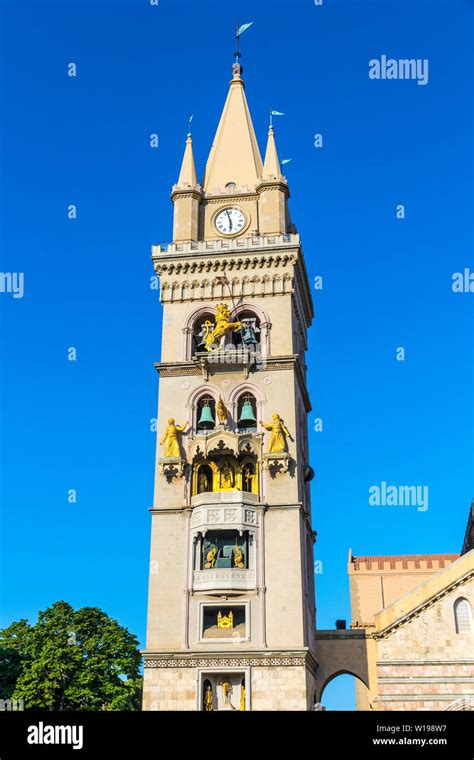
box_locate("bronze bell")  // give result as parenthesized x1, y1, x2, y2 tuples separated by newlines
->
(238, 400, 257, 427)
(197, 402, 215, 430)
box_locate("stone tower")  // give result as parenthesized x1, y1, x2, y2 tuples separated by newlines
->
(142, 59, 317, 711)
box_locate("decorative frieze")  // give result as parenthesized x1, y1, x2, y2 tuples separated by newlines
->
(144, 656, 306, 669)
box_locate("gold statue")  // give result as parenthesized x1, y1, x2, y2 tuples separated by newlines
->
(233, 544, 245, 569)
(160, 418, 188, 458)
(217, 610, 234, 629)
(216, 396, 228, 424)
(198, 469, 211, 494)
(204, 545, 218, 569)
(242, 464, 254, 492)
(219, 463, 235, 490)
(240, 683, 245, 711)
(260, 413, 290, 454)
(203, 304, 241, 352)
(204, 685, 213, 711)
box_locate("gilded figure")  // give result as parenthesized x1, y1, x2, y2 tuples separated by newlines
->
(160, 418, 188, 458)
(260, 413, 290, 454)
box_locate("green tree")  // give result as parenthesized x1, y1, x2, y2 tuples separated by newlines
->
(0, 619, 33, 700)
(0, 601, 142, 710)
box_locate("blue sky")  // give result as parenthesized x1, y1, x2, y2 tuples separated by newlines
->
(0, 0, 472, 710)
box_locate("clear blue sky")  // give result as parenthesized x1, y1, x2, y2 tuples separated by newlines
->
(0, 0, 472, 710)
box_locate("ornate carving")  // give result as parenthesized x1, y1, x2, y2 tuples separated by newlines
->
(144, 656, 306, 669)
(224, 509, 237, 523)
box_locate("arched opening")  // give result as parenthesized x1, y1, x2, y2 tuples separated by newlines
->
(196, 464, 213, 494)
(319, 671, 370, 711)
(192, 312, 216, 355)
(231, 310, 260, 352)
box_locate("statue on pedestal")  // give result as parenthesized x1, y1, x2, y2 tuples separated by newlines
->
(260, 413, 290, 454)
(160, 419, 188, 458)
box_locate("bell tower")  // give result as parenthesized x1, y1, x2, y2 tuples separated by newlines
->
(142, 58, 317, 711)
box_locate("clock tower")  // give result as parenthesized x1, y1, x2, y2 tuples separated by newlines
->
(142, 58, 317, 711)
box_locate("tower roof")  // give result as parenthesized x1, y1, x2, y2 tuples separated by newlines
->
(262, 125, 282, 181)
(177, 133, 198, 189)
(202, 67, 263, 194)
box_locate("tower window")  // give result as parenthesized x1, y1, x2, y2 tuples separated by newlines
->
(454, 597, 473, 633)
(231, 311, 261, 352)
(201, 531, 248, 570)
(192, 313, 215, 355)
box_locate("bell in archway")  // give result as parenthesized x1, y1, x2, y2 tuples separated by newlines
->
(238, 400, 257, 428)
(197, 401, 215, 430)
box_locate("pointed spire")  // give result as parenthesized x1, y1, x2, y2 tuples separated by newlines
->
(177, 133, 197, 188)
(262, 125, 282, 181)
(202, 71, 263, 193)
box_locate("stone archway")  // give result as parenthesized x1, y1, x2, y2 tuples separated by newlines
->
(319, 670, 370, 711)
(314, 630, 371, 707)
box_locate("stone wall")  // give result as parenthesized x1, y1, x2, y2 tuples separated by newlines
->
(374, 579, 474, 710)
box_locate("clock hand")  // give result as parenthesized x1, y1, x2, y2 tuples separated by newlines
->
(226, 210, 233, 230)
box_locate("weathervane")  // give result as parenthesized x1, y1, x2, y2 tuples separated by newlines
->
(234, 20, 254, 64)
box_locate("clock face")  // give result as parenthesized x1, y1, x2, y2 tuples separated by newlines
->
(214, 207, 246, 236)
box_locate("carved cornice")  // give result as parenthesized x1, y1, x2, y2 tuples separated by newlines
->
(155, 355, 311, 413)
(171, 188, 203, 203)
(154, 252, 297, 277)
(256, 179, 290, 198)
(142, 648, 318, 676)
(202, 194, 259, 205)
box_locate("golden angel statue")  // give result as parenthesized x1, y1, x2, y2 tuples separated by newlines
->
(160, 418, 188, 458)
(260, 413, 290, 454)
(203, 304, 241, 352)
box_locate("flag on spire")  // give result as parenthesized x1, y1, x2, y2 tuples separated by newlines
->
(269, 109, 285, 127)
(237, 21, 254, 37)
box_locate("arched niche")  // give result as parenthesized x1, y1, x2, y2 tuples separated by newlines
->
(182, 303, 271, 360)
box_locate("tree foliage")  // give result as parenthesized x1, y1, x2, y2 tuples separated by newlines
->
(0, 601, 142, 710)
